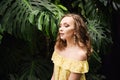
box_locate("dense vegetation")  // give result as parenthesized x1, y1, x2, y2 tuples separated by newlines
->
(0, 0, 120, 80)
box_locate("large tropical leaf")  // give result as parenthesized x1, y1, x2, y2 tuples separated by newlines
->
(87, 19, 112, 54)
(9, 59, 53, 80)
(0, 31, 53, 80)
(28, 0, 65, 39)
(0, 0, 65, 41)
(0, 0, 33, 41)
(0, 0, 65, 80)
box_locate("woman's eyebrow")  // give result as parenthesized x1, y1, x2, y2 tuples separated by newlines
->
(63, 23, 69, 25)
(59, 22, 69, 27)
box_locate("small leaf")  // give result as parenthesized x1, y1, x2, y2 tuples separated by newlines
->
(57, 5, 68, 11)
(44, 13, 50, 37)
(51, 17, 57, 39)
(29, 13, 35, 24)
(38, 12, 45, 31)
(29, 10, 39, 24)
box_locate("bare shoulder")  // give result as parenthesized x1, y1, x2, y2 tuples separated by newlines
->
(74, 47, 87, 61)
(54, 46, 61, 53)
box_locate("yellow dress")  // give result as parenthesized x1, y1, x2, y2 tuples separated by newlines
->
(51, 51, 89, 80)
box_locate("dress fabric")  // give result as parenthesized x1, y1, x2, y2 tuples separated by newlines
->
(51, 51, 89, 80)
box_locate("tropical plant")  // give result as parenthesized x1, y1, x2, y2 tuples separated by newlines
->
(0, 0, 119, 80)
(0, 0, 66, 80)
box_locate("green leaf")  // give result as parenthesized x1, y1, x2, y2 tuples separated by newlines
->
(0, 0, 13, 15)
(38, 12, 45, 31)
(29, 10, 39, 24)
(51, 17, 57, 39)
(57, 5, 68, 11)
(44, 13, 50, 37)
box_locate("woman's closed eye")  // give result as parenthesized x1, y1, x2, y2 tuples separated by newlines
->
(59, 25, 69, 28)
(64, 24, 69, 28)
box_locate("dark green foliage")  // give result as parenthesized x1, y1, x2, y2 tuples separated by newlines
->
(0, 0, 119, 80)
(0, 0, 64, 79)
(0, 31, 53, 80)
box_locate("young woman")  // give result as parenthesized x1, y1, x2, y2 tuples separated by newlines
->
(51, 13, 92, 80)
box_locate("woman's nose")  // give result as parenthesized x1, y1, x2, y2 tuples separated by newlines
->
(59, 27, 63, 31)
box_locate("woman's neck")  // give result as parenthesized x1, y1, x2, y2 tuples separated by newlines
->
(66, 39, 77, 48)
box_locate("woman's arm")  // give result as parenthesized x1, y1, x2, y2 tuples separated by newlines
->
(51, 72, 55, 80)
(51, 73, 54, 80)
(68, 72, 82, 80)
(51, 66, 55, 80)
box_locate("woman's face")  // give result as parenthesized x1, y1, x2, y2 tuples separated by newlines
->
(59, 16, 75, 40)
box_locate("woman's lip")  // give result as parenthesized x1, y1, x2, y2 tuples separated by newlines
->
(60, 33, 64, 35)
(60, 33, 64, 36)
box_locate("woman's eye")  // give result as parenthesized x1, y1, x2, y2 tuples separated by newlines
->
(65, 25, 69, 27)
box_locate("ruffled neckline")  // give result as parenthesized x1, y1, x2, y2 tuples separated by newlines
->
(51, 51, 89, 73)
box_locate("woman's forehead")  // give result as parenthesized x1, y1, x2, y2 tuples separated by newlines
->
(60, 17, 74, 24)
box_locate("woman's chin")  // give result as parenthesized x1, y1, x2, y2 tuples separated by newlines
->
(60, 37, 65, 40)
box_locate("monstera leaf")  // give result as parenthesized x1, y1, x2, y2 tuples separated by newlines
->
(0, 0, 65, 80)
(0, 0, 64, 41)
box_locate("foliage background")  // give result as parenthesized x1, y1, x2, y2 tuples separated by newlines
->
(0, 0, 120, 80)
